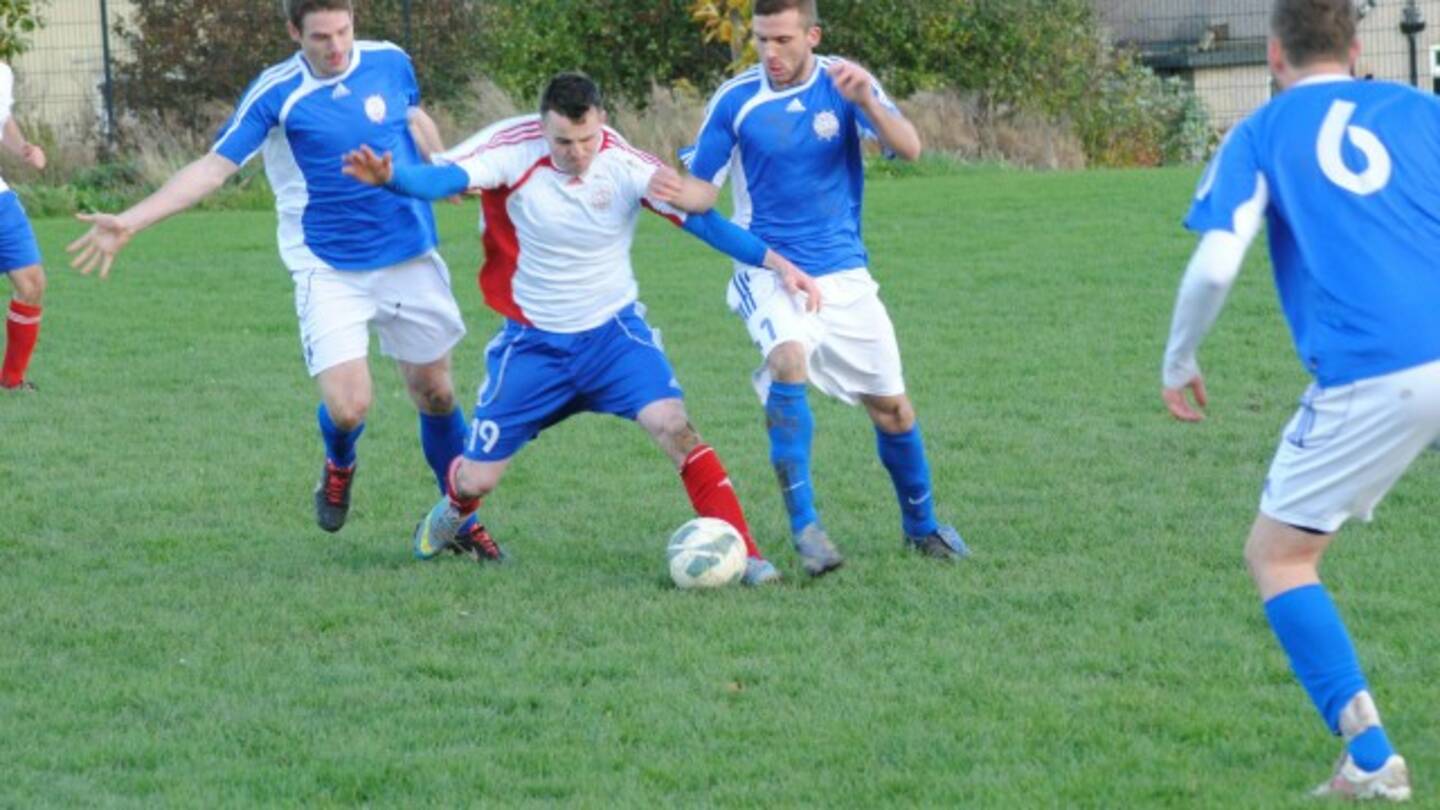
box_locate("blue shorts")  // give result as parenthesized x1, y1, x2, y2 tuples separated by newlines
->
(464, 303, 684, 461)
(0, 191, 40, 273)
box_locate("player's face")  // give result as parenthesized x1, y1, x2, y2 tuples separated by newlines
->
(752, 9, 821, 88)
(289, 10, 354, 77)
(543, 108, 606, 177)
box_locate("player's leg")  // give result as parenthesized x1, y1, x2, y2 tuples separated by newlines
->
(1252, 362, 1440, 800)
(313, 358, 372, 532)
(1247, 516, 1409, 800)
(376, 252, 468, 494)
(1, 191, 46, 391)
(397, 353, 465, 492)
(861, 392, 968, 560)
(2, 263, 44, 391)
(729, 267, 838, 576)
(634, 398, 775, 583)
(293, 266, 376, 532)
(413, 321, 574, 562)
(588, 304, 778, 584)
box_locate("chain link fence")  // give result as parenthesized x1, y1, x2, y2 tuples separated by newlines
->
(1096, 0, 1440, 128)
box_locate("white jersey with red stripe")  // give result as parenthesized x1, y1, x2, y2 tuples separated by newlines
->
(0, 63, 15, 194)
(436, 114, 684, 333)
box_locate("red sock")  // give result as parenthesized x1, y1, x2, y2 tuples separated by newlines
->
(680, 444, 761, 559)
(445, 457, 481, 515)
(2, 300, 41, 388)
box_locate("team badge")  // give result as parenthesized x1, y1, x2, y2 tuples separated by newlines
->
(364, 94, 387, 124)
(589, 183, 614, 211)
(813, 110, 840, 141)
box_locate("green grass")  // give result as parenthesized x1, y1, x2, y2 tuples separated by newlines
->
(3, 167, 1438, 807)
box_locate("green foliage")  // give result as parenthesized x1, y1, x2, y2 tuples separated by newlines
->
(814, 0, 1213, 166)
(16, 160, 273, 218)
(1074, 56, 1218, 168)
(477, 0, 728, 110)
(111, 0, 484, 134)
(0, 0, 43, 61)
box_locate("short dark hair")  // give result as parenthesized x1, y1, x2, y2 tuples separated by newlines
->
(539, 72, 604, 122)
(1270, 0, 1355, 67)
(754, 0, 819, 26)
(283, 0, 353, 31)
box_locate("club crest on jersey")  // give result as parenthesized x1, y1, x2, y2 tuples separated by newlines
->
(589, 184, 614, 210)
(813, 110, 840, 141)
(364, 94, 387, 124)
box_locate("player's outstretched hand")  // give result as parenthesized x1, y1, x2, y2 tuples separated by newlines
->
(22, 143, 45, 171)
(1162, 374, 1209, 422)
(764, 249, 823, 313)
(342, 144, 394, 187)
(67, 213, 132, 279)
(827, 59, 876, 105)
(646, 165, 684, 203)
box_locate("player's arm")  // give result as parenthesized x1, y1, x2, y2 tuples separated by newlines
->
(406, 106, 445, 162)
(1160, 230, 1255, 421)
(828, 60, 920, 161)
(1, 118, 44, 170)
(342, 144, 472, 199)
(679, 209, 821, 312)
(67, 152, 239, 278)
(647, 165, 720, 213)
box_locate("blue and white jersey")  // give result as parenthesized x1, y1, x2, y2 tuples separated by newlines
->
(212, 41, 437, 272)
(1187, 76, 1440, 387)
(685, 57, 899, 276)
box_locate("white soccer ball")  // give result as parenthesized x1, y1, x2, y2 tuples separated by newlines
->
(666, 517, 746, 589)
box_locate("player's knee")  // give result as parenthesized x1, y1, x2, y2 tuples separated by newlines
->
(766, 341, 807, 383)
(327, 394, 370, 429)
(669, 420, 702, 454)
(10, 265, 44, 305)
(865, 395, 914, 433)
(454, 458, 499, 498)
(415, 385, 455, 415)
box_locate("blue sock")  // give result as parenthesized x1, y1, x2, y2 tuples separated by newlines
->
(876, 423, 939, 537)
(317, 403, 364, 468)
(1263, 584, 1376, 737)
(766, 382, 818, 533)
(419, 408, 467, 494)
(1349, 726, 1395, 773)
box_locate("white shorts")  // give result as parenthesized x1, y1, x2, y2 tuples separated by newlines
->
(292, 251, 467, 377)
(726, 266, 904, 405)
(1261, 359, 1440, 532)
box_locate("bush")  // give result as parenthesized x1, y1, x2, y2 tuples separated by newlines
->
(111, 0, 486, 136)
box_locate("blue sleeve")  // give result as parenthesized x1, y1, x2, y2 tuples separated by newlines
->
(688, 92, 739, 184)
(400, 50, 421, 107)
(681, 209, 768, 267)
(386, 163, 470, 200)
(1185, 122, 1265, 234)
(213, 77, 290, 166)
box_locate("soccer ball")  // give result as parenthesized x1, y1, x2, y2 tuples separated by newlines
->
(666, 517, 746, 589)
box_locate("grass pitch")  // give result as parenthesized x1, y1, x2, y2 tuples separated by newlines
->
(3, 166, 1438, 807)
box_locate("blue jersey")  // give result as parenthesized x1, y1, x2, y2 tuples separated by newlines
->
(212, 41, 436, 272)
(685, 57, 899, 276)
(1187, 76, 1440, 387)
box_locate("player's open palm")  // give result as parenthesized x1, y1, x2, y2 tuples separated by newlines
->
(827, 59, 875, 105)
(67, 213, 132, 279)
(342, 144, 393, 187)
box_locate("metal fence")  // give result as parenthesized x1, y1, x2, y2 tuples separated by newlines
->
(11, 0, 1440, 143)
(1097, 0, 1440, 129)
(10, 0, 439, 143)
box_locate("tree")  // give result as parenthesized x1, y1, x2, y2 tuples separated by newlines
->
(691, 0, 754, 69)
(0, 0, 45, 61)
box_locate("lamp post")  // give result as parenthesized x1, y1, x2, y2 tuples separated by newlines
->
(1401, 0, 1427, 88)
